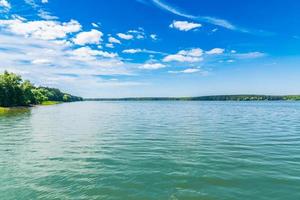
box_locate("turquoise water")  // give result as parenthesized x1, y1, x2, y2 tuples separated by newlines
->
(1, 101, 300, 199)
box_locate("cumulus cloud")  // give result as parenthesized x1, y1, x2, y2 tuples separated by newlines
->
(163, 48, 203, 62)
(0, 32, 137, 96)
(41, 0, 48, 3)
(73, 29, 103, 45)
(0, 19, 81, 40)
(117, 33, 134, 40)
(70, 46, 118, 60)
(108, 36, 121, 44)
(169, 20, 202, 31)
(206, 48, 225, 55)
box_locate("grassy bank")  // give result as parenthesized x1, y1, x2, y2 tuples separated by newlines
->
(0, 107, 9, 114)
(41, 101, 61, 106)
(0, 101, 62, 115)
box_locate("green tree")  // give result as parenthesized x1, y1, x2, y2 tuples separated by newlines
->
(21, 80, 35, 105)
(0, 71, 24, 106)
(0, 71, 82, 107)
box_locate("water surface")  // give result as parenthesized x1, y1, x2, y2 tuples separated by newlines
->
(1, 101, 300, 199)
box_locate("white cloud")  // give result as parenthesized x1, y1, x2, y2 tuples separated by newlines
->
(91, 23, 99, 28)
(70, 46, 118, 60)
(0, 33, 129, 77)
(122, 48, 166, 55)
(147, 0, 239, 31)
(116, 28, 153, 41)
(31, 58, 51, 65)
(0, 18, 81, 40)
(117, 33, 134, 40)
(38, 10, 58, 20)
(235, 52, 266, 59)
(73, 29, 103, 45)
(24, 0, 38, 8)
(139, 63, 166, 70)
(41, 0, 48, 3)
(0, 0, 11, 10)
(148, 1, 273, 34)
(105, 43, 114, 48)
(182, 68, 200, 73)
(163, 48, 203, 62)
(206, 48, 225, 55)
(169, 20, 202, 31)
(128, 28, 145, 39)
(0, 12, 145, 97)
(227, 59, 235, 63)
(150, 34, 157, 40)
(179, 48, 203, 57)
(168, 68, 202, 74)
(122, 49, 142, 54)
(136, 34, 144, 39)
(108, 36, 121, 44)
(163, 54, 201, 63)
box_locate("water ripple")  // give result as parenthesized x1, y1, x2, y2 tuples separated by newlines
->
(1, 101, 300, 199)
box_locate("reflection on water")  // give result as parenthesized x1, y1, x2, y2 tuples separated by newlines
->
(0, 101, 300, 200)
(0, 107, 31, 117)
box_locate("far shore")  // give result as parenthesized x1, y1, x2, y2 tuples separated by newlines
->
(84, 95, 300, 101)
(2, 95, 300, 112)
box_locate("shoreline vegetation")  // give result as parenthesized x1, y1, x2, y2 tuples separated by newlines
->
(85, 95, 300, 101)
(1, 72, 300, 110)
(0, 71, 83, 108)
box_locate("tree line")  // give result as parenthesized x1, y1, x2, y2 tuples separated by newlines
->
(0, 71, 82, 107)
(86, 95, 300, 101)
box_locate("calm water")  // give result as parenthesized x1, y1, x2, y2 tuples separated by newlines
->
(1, 101, 300, 200)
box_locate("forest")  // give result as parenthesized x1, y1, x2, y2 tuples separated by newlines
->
(0, 71, 82, 107)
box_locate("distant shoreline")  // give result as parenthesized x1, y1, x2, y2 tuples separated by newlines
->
(84, 95, 300, 101)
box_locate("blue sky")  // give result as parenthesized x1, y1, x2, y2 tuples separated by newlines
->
(0, 0, 300, 97)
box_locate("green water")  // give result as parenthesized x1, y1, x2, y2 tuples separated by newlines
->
(0, 101, 300, 200)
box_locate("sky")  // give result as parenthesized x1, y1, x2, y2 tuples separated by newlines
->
(0, 0, 300, 98)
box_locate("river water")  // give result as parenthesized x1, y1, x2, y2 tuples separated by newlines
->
(0, 101, 300, 199)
